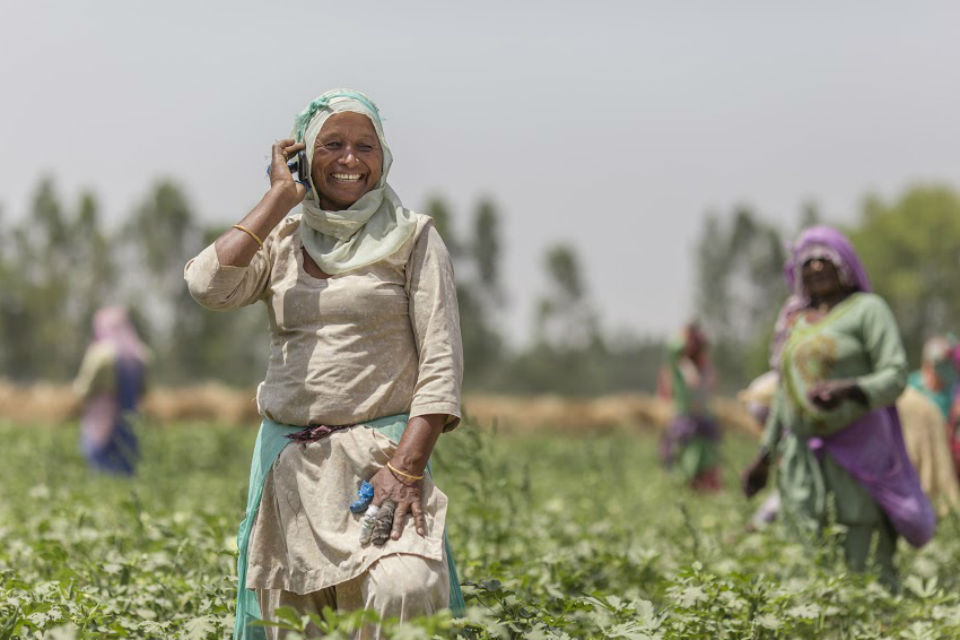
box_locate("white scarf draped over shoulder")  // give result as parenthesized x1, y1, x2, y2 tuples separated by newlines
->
(293, 89, 416, 274)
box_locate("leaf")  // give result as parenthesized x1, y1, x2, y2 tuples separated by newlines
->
(753, 614, 781, 631)
(673, 586, 708, 609)
(785, 603, 821, 620)
(273, 606, 304, 628)
(41, 623, 78, 640)
(480, 579, 503, 593)
(182, 615, 217, 640)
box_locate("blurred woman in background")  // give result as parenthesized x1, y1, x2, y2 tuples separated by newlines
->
(658, 322, 722, 491)
(742, 226, 934, 589)
(73, 306, 150, 476)
(897, 335, 960, 515)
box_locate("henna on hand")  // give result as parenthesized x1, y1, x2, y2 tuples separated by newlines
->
(369, 465, 425, 544)
(371, 500, 396, 547)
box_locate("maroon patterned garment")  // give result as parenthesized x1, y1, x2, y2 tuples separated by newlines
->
(285, 423, 351, 443)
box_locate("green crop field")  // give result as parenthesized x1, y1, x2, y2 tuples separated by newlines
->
(2, 419, 960, 639)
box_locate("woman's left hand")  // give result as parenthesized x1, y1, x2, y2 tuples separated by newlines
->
(369, 465, 427, 542)
(365, 414, 446, 546)
(808, 379, 868, 409)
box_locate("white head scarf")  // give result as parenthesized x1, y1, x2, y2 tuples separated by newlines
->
(293, 89, 416, 274)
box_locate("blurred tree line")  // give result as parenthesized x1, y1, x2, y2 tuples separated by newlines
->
(0, 179, 267, 386)
(0, 178, 662, 393)
(423, 196, 664, 395)
(2, 178, 957, 394)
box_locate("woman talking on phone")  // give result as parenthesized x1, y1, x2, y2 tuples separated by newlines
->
(185, 89, 464, 640)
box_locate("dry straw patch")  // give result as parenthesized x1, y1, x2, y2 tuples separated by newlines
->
(142, 383, 259, 424)
(0, 380, 81, 424)
(0, 380, 761, 436)
(0, 379, 258, 426)
(465, 393, 761, 436)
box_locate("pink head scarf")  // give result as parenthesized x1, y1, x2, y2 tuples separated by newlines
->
(92, 306, 148, 363)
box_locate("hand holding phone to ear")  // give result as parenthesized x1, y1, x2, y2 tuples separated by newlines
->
(268, 139, 308, 207)
(213, 139, 308, 267)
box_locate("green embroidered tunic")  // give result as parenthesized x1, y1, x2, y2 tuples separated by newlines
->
(762, 293, 908, 547)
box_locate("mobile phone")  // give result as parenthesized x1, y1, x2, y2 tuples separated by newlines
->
(267, 150, 311, 194)
(287, 151, 310, 191)
(292, 150, 311, 193)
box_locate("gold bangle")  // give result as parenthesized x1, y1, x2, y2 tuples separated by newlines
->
(386, 461, 424, 482)
(232, 224, 263, 249)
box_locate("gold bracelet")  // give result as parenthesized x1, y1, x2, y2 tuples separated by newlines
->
(386, 461, 424, 482)
(232, 224, 263, 249)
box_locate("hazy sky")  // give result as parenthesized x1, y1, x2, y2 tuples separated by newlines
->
(3, 1, 959, 344)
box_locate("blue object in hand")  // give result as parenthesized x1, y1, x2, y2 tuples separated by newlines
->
(349, 480, 375, 513)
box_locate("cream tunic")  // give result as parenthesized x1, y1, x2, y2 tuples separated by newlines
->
(248, 426, 449, 593)
(184, 212, 462, 428)
(184, 212, 462, 594)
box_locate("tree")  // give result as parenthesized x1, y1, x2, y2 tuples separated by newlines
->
(0, 202, 15, 376)
(423, 195, 461, 258)
(121, 181, 275, 384)
(0, 179, 116, 380)
(69, 191, 116, 335)
(849, 185, 960, 364)
(423, 195, 507, 390)
(797, 200, 823, 231)
(473, 197, 502, 305)
(119, 181, 201, 381)
(502, 243, 611, 395)
(169, 226, 269, 386)
(535, 244, 600, 350)
(463, 198, 505, 386)
(693, 206, 787, 388)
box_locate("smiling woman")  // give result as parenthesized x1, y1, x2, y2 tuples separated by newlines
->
(183, 89, 464, 640)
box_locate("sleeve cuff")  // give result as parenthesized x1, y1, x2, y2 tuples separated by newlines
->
(184, 244, 255, 308)
(409, 401, 462, 432)
(856, 372, 906, 410)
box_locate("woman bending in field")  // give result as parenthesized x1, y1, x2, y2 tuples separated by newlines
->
(73, 306, 150, 476)
(743, 226, 934, 589)
(185, 89, 464, 639)
(896, 335, 960, 515)
(658, 323, 722, 491)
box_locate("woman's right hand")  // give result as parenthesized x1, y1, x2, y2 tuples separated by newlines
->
(268, 138, 307, 207)
(742, 453, 770, 498)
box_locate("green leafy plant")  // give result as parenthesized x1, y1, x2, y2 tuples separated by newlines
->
(2, 421, 959, 639)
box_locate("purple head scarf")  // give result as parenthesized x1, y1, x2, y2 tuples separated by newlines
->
(770, 226, 871, 369)
(771, 226, 935, 547)
(783, 225, 872, 297)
